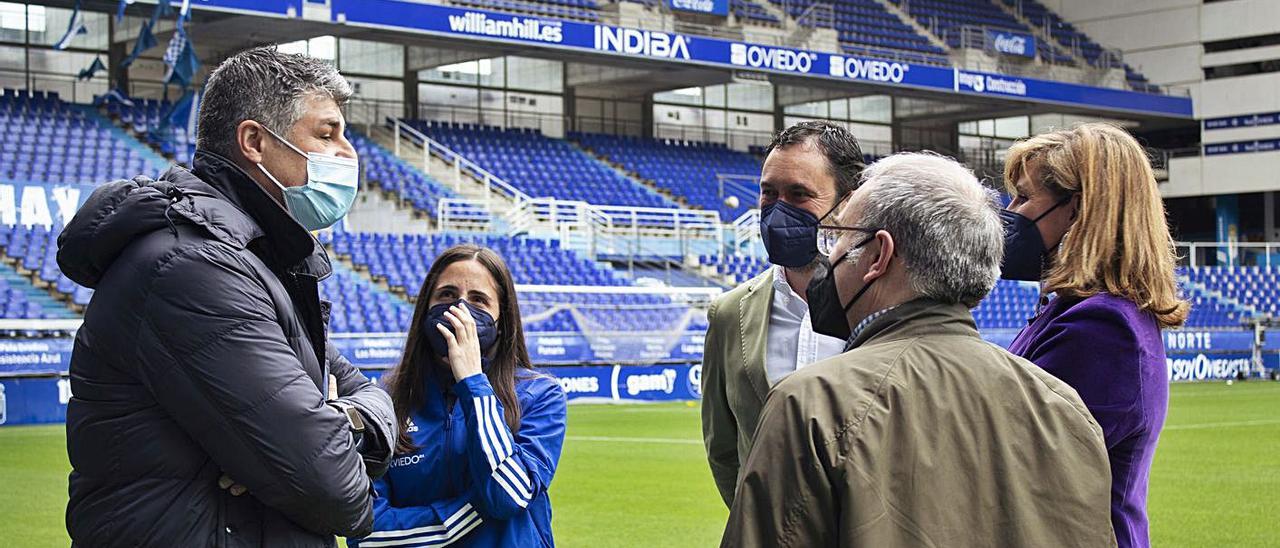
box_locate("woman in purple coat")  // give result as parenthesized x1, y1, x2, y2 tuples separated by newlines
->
(998, 123, 1189, 548)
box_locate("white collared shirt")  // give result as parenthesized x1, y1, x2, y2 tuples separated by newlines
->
(765, 265, 846, 386)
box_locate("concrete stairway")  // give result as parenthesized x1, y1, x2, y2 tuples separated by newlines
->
(367, 124, 519, 218)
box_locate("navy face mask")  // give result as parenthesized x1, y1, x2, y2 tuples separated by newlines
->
(422, 300, 499, 358)
(760, 200, 822, 268)
(999, 197, 1072, 282)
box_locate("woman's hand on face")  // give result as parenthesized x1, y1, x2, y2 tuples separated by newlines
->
(437, 303, 483, 383)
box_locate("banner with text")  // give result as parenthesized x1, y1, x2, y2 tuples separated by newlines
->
(544, 363, 702, 402)
(0, 182, 96, 227)
(307, 0, 1191, 118)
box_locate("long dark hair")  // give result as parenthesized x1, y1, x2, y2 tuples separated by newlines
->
(383, 244, 534, 454)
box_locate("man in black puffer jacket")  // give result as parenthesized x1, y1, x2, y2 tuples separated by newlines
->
(57, 47, 396, 547)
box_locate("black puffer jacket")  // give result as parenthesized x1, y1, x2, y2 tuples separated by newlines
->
(58, 151, 396, 547)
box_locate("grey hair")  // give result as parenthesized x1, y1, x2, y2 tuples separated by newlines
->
(197, 46, 352, 159)
(849, 152, 1005, 308)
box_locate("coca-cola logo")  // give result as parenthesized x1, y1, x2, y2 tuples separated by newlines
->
(993, 34, 1028, 56)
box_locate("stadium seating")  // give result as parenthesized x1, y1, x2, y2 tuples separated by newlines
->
(571, 132, 762, 221)
(731, 0, 781, 25)
(970, 279, 1041, 329)
(702, 254, 770, 286)
(331, 231, 630, 292)
(1000, 0, 1156, 91)
(100, 96, 196, 166)
(0, 89, 164, 185)
(319, 263, 415, 334)
(402, 120, 678, 209)
(327, 231, 698, 333)
(347, 129, 459, 217)
(1183, 266, 1279, 327)
(771, 0, 950, 66)
(888, 0, 1074, 64)
(0, 224, 83, 319)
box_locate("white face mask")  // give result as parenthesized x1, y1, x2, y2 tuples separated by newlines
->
(255, 124, 359, 231)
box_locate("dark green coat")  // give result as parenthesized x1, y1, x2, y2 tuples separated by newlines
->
(723, 299, 1117, 548)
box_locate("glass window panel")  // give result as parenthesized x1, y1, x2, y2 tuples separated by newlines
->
(784, 101, 825, 117)
(346, 76, 403, 103)
(420, 57, 503, 87)
(309, 36, 336, 62)
(848, 95, 891, 123)
(278, 40, 308, 56)
(0, 2, 25, 43)
(994, 116, 1028, 140)
(31, 6, 106, 49)
(726, 82, 772, 111)
(419, 83, 479, 124)
(849, 122, 892, 156)
(505, 56, 560, 93)
(339, 38, 401, 77)
(829, 98, 848, 120)
(653, 86, 702, 106)
(0, 43, 22, 71)
(703, 84, 726, 108)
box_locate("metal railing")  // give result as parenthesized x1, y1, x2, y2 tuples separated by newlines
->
(836, 42, 951, 68)
(788, 2, 834, 46)
(388, 117, 726, 260)
(348, 98, 406, 135)
(417, 102, 571, 136)
(1177, 242, 1280, 269)
(653, 123, 775, 150)
(436, 198, 494, 232)
(944, 25, 1076, 70)
(573, 115, 646, 137)
(390, 117, 529, 209)
(1148, 146, 1200, 174)
(1, 69, 108, 105)
(731, 208, 763, 256)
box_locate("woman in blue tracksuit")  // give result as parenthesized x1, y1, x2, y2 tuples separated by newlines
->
(351, 244, 567, 548)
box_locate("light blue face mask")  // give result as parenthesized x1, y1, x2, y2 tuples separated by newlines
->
(256, 124, 359, 231)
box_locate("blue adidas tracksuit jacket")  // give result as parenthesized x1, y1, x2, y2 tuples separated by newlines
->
(350, 371, 567, 547)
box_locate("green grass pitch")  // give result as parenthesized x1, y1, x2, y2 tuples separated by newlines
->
(0, 382, 1276, 547)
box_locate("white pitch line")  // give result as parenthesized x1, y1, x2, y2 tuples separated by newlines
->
(566, 435, 702, 445)
(1164, 418, 1280, 431)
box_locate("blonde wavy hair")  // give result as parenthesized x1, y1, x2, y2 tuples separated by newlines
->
(1004, 123, 1189, 328)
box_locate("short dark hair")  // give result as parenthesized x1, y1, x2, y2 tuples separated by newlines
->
(765, 120, 866, 199)
(197, 46, 352, 159)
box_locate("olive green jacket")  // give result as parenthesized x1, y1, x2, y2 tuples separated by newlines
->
(701, 268, 774, 507)
(722, 298, 1117, 548)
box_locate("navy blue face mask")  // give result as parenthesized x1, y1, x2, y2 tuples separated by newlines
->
(422, 300, 499, 358)
(760, 200, 824, 268)
(999, 197, 1073, 282)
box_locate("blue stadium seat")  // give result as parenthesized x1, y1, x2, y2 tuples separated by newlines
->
(347, 129, 458, 217)
(1, 90, 162, 184)
(399, 120, 678, 209)
(571, 132, 765, 221)
(768, 0, 949, 65)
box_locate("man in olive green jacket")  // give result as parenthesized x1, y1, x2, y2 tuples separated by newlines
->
(700, 268, 773, 506)
(723, 153, 1116, 547)
(702, 122, 865, 507)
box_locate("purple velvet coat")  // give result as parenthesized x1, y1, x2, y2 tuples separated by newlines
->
(1008, 292, 1168, 548)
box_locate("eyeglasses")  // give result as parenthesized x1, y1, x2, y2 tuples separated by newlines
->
(817, 225, 879, 256)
